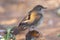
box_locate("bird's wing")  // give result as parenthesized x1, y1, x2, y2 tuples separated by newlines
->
(21, 12, 36, 24)
(18, 12, 31, 26)
(21, 11, 41, 24)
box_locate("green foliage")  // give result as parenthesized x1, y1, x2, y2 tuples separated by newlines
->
(0, 27, 16, 40)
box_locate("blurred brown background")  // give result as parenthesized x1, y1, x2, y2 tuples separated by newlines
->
(0, 0, 60, 40)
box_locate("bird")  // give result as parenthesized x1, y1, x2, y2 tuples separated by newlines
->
(25, 30, 41, 40)
(18, 5, 46, 30)
(11, 5, 46, 35)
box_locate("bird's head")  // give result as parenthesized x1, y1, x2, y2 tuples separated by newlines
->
(33, 5, 47, 11)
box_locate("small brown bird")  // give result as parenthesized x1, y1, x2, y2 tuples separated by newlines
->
(18, 5, 46, 30)
(11, 5, 46, 35)
(26, 30, 41, 40)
